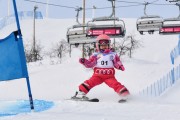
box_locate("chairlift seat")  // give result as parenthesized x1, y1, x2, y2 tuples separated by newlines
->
(67, 25, 96, 44)
(87, 25, 125, 38)
(163, 18, 180, 21)
(136, 15, 163, 34)
(159, 18, 180, 35)
(67, 30, 85, 35)
(87, 17, 126, 38)
(89, 24, 122, 28)
(139, 15, 161, 19)
(137, 15, 163, 25)
(68, 35, 96, 44)
(159, 26, 180, 35)
(137, 23, 162, 31)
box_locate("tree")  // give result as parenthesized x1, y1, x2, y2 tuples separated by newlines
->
(127, 35, 142, 58)
(24, 40, 43, 63)
(49, 39, 69, 63)
(115, 34, 142, 58)
(83, 43, 96, 58)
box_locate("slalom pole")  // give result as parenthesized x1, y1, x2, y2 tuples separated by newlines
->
(26, 77, 34, 110)
(12, 0, 21, 34)
(12, 0, 34, 110)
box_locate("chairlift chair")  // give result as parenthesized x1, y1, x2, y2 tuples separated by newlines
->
(86, 0, 126, 38)
(159, 18, 180, 35)
(67, 24, 96, 44)
(86, 17, 126, 38)
(136, 15, 163, 35)
(136, 1, 164, 35)
(159, 1, 180, 35)
(66, 7, 96, 45)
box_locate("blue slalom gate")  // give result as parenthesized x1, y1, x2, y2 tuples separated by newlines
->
(0, 0, 34, 110)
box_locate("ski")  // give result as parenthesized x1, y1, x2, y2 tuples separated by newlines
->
(118, 99, 127, 103)
(68, 91, 99, 102)
(68, 96, 99, 102)
(67, 96, 128, 103)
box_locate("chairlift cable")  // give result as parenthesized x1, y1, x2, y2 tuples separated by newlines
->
(24, 0, 77, 9)
(24, 0, 177, 12)
(117, 0, 176, 5)
(150, 3, 174, 5)
(86, 4, 143, 10)
(115, 4, 144, 8)
(24, 0, 146, 11)
(117, 0, 159, 5)
(166, 0, 180, 3)
(150, 0, 159, 4)
(116, 0, 144, 5)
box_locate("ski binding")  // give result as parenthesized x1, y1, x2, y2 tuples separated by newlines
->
(118, 99, 127, 103)
(70, 96, 99, 102)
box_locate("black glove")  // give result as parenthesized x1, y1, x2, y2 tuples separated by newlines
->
(119, 65, 125, 71)
(79, 58, 85, 64)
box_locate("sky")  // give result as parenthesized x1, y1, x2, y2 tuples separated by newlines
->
(0, 0, 180, 19)
(0, 18, 180, 119)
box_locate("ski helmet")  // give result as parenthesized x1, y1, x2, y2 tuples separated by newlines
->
(96, 34, 111, 51)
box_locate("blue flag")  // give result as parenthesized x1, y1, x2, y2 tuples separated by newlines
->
(0, 31, 28, 81)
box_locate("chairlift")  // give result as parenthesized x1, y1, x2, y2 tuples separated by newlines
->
(159, 18, 180, 35)
(87, 17, 126, 38)
(66, 7, 95, 45)
(159, 3, 180, 35)
(137, 15, 163, 35)
(136, 2, 163, 35)
(67, 24, 96, 44)
(86, 0, 126, 38)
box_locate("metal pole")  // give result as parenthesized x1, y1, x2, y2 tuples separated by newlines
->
(26, 77, 34, 110)
(82, 43, 85, 58)
(12, 0, 21, 32)
(108, 0, 116, 48)
(82, 0, 86, 27)
(33, 6, 38, 61)
(8, 0, 10, 16)
(144, 2, 148, 16)
(46, 0, 49, 18)
(113, 0, 116, 48)
(92, 5, 96, 19)
(12, 0, 34, 110)
(82, 0, 85, 58)
(69, 44, 72, 57)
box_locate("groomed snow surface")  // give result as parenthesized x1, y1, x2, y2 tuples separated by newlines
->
(0, 19, 180, 120)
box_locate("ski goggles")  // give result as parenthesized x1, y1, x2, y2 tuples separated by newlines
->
(98, 40, 110, 45)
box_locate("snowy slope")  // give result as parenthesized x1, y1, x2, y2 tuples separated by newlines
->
(0, 18, 180, 120)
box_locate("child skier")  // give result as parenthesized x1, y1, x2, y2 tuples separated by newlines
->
(74, 34, 130, 101)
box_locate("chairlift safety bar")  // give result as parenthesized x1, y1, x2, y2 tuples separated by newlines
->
(87, 26, 124, 37)
(91, 17, 119, 22)
(159, 26, 180, 34)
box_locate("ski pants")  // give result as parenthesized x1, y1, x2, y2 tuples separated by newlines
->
(79, 74, 129, 96)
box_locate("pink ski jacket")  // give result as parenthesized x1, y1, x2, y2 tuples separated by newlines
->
(79, 51, 124, 70)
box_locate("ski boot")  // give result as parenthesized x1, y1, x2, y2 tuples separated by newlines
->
(118, 87, 130, 103)
(71, 91, 89, 101)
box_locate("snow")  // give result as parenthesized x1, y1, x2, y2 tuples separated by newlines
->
(0, 18, 180, 120)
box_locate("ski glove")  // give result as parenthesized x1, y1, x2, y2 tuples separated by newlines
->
(119, 65, 125, 71)
(79, 58, 86, 64)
